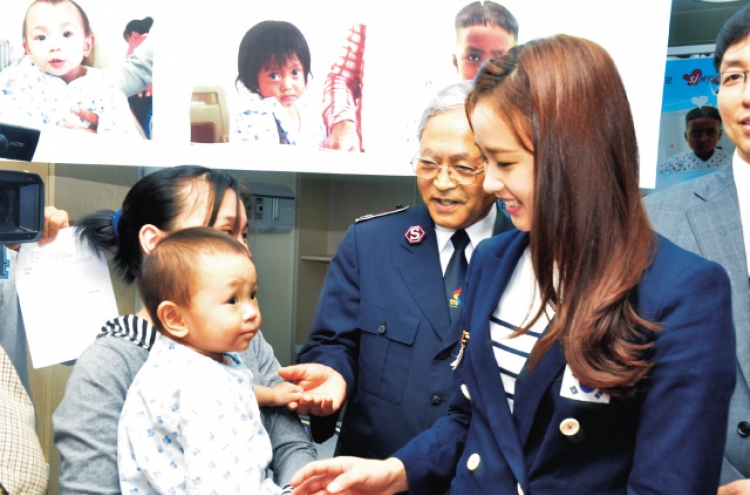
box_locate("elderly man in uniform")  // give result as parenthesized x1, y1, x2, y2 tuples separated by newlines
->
(280, 81, 513, 460)
(645, 5, 750, 494)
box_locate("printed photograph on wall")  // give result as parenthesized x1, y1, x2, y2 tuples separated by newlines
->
(0, 0, 155, 141)
(187, 0, 490, 152)
(183, 0, 671, 184)
(654, 57, 734, 191)
(0, 0, 671, 183)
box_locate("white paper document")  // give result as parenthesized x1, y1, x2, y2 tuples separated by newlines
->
(15, 227, 118, 368)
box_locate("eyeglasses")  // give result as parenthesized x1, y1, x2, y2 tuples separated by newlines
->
(708, 70, 750, 95)
(410, 155, 485, 185)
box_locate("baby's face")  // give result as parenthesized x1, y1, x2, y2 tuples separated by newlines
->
(23, 0, 93, 83)
(453, 25, 515, 81)
(180, 251, 261, 362)
(256, 55, 306, 107)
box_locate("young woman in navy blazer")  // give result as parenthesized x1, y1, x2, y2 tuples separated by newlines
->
(290, 35, 737, 495)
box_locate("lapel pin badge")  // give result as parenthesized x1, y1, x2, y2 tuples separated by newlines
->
(450, 330, 470, 370)
(405, 225, 426, 245)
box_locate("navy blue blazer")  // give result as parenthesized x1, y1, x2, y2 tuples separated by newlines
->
(395, 230, 736, 494)
(297, 204, 512, 459)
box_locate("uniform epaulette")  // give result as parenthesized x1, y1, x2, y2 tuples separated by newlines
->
(355, 204, 410, 223)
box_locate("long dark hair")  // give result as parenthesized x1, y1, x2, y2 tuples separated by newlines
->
(76, 166, 250, 285)
(467, 35, 659, 397)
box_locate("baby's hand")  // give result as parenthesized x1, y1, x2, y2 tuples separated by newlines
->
(271, 381, 304, 406)
(255, 382, 303, 408)
(62, 108, 99, 133)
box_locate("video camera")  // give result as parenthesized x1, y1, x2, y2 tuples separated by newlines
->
(0, 122, 40, 162)
(0, 122, 45, 244)
(0, 170, 44, 244)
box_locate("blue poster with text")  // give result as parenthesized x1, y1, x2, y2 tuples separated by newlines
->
(661, 58, 716, 112)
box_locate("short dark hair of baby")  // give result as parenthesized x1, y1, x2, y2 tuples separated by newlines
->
(137, 227, 251, 332)
(22, 0, 92, 40)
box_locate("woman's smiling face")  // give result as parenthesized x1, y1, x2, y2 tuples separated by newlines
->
(471, 100, 535, 232)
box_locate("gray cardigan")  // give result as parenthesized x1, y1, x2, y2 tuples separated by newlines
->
(53, 317, 315, 494)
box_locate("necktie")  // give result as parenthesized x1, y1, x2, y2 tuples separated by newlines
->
(444, 229, 470, 324)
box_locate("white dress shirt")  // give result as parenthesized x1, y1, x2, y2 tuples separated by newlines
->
(434, 205, 498, 275)
(732, 152, 750, 276)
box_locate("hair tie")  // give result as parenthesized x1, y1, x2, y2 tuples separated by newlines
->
(112, 209, 123, 243)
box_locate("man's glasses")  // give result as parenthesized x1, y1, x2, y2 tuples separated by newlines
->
(708, 70, 750, 95)
(410, 155, 485, 185)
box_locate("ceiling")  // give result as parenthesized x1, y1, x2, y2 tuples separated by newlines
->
(670, 0, 750, 47)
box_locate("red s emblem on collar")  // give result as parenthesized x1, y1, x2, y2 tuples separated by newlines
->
(405, 225, 426, 245)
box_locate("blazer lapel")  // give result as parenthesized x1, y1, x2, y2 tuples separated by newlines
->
(467, 231, 566, 449)
(397, 204, 515, 342)
(397, 218, 451, 339)
(466, 232, 530, 486)
(686, 164, 750, 385)
(513, 339, 566, 446)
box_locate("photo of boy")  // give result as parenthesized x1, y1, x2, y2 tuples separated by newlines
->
(231, 20, 326, 147)
(117, 227, 300, 495)
(452, 0, 518, 80)
(658, 106, 731, 174)
(321, 1, 519, 152)
(0, 0, 141, 136)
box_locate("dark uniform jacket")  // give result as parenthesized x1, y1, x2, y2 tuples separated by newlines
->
(298, 203, 511, 459)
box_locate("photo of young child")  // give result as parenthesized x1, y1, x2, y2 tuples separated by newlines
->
(451, 1, 518, 81)
(231, 20, 326, 147)
(658, 106, 730, 174)
(322, 1, 520, 152)
(0, 0, 142, 137)
(117, 227, 300, 495)
(653, 57, 735, 190)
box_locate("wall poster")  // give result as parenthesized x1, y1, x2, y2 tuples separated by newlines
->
(1, 0, 671, 187)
